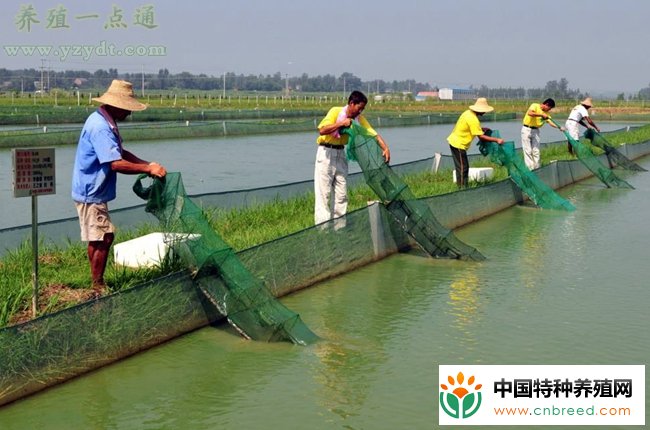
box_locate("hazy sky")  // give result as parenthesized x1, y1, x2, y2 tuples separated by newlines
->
(2, 0, 649, 95)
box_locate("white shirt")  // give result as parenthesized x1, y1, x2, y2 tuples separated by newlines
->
(568, 104, 589, 122)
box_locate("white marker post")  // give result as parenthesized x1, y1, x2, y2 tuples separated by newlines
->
(12, 148, 56, 318)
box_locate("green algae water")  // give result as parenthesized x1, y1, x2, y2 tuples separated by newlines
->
(0, 159, 648, 429)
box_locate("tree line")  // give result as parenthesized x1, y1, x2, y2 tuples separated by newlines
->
(1, 68, 649, 100)
(0, 68, 431, 94)
(476, 78, 585, 100)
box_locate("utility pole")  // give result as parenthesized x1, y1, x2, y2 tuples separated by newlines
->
(222, 72, 226, 99)
(285, 73, 289, 97)
(40, 59, 45, 96)
(285, 61, 292, 98)
(141, 64, 145, 97)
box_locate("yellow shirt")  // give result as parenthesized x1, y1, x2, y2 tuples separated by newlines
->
(447, 109, 483, 151)
(522, 103, 546, 128)
(316, 106, 377, 145)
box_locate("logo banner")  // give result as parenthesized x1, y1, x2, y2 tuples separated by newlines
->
(439, 365, 645, 426)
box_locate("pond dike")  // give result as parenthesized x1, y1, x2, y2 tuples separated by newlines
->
(1, 140, 648, 407)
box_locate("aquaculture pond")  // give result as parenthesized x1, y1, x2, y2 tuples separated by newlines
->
(1, 157, 647, 430)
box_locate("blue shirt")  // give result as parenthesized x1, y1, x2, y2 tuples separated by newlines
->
(71, 110, 123, 203)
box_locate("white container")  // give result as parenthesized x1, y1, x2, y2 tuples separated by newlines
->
(113, 232, 199, 269)
(453, 167, 494, 183)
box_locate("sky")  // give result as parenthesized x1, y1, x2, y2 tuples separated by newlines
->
(2, 0, 649, 96)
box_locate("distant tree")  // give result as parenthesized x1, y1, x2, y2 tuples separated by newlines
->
(92, 69, 115, 88)
(543, 78, 583, 99)
(638, 83, 650, 100)
(158, 68, 169, 90)
(339, 72, 362, 92)
(176, 71, 196, 89)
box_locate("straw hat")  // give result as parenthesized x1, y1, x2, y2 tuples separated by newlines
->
(93, 80, 147, 111)
(469, 97, 494, 113)
(581, 97, 593, 108)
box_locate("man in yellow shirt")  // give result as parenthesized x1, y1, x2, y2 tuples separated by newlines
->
(447, 97, 504, 188)
(521, 98, 564, 170)
(314, 91, 390, 226)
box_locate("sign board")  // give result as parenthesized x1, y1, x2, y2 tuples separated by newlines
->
(12, 148, 56, 198)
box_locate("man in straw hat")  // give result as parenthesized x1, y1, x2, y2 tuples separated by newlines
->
(72, 79, 167, 295)
(565, 97, 600, 155)
(447, 97, 504, 188)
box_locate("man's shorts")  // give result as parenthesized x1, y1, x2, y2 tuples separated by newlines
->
(74, 202, 115, 242)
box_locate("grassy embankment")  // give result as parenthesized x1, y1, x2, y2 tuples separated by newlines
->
(2, 91, 649, 150)
(3, 89, 650, 113)
(0, 109, 515, 148)
(1, 123, 649, 327)
(2, 92, 650, 125)
(1, 92, 649, 149)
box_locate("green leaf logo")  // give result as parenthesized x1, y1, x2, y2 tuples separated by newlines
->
(439, 372, 482, 419)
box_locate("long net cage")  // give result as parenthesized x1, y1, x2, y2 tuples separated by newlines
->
(583, 128, 647, 172)
(479, 130, 575, 211)
(548, 118, 633, 189)
(343, 123, 485, 261)
(133, 172, 319, 345)
(0, 112, 516, 149)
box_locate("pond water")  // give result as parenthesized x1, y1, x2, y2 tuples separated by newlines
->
(0, 157, 647, 430)
(0, 120, 634, 229)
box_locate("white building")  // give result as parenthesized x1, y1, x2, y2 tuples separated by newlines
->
(438, 88, 476, 101)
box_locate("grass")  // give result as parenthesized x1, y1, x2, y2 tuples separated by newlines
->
(0, 234, 186, 327)
(2, 94, 650, 125)
(1, 124, 649, 327)
(0, 167, 500, 327)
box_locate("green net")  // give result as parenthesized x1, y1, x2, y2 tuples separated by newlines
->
(133, 173, 319, 345)
(548, 118, 633, 189)
(342, 123, 485, 261)
(583, 129, 647, 172)
(479, 130, 575, 211)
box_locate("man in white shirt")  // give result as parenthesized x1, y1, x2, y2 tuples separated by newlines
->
(565, 97, 600, 155)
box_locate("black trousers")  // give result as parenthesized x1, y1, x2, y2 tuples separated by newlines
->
(450, 145, 469, 188)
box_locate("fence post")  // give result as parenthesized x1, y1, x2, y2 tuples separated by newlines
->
(367, 201, 387, 258)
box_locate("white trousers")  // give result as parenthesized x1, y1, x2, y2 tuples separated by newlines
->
(521, 126, 541, 170)
(565, 120, 580, 140)
(314, 145, 348, 225)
